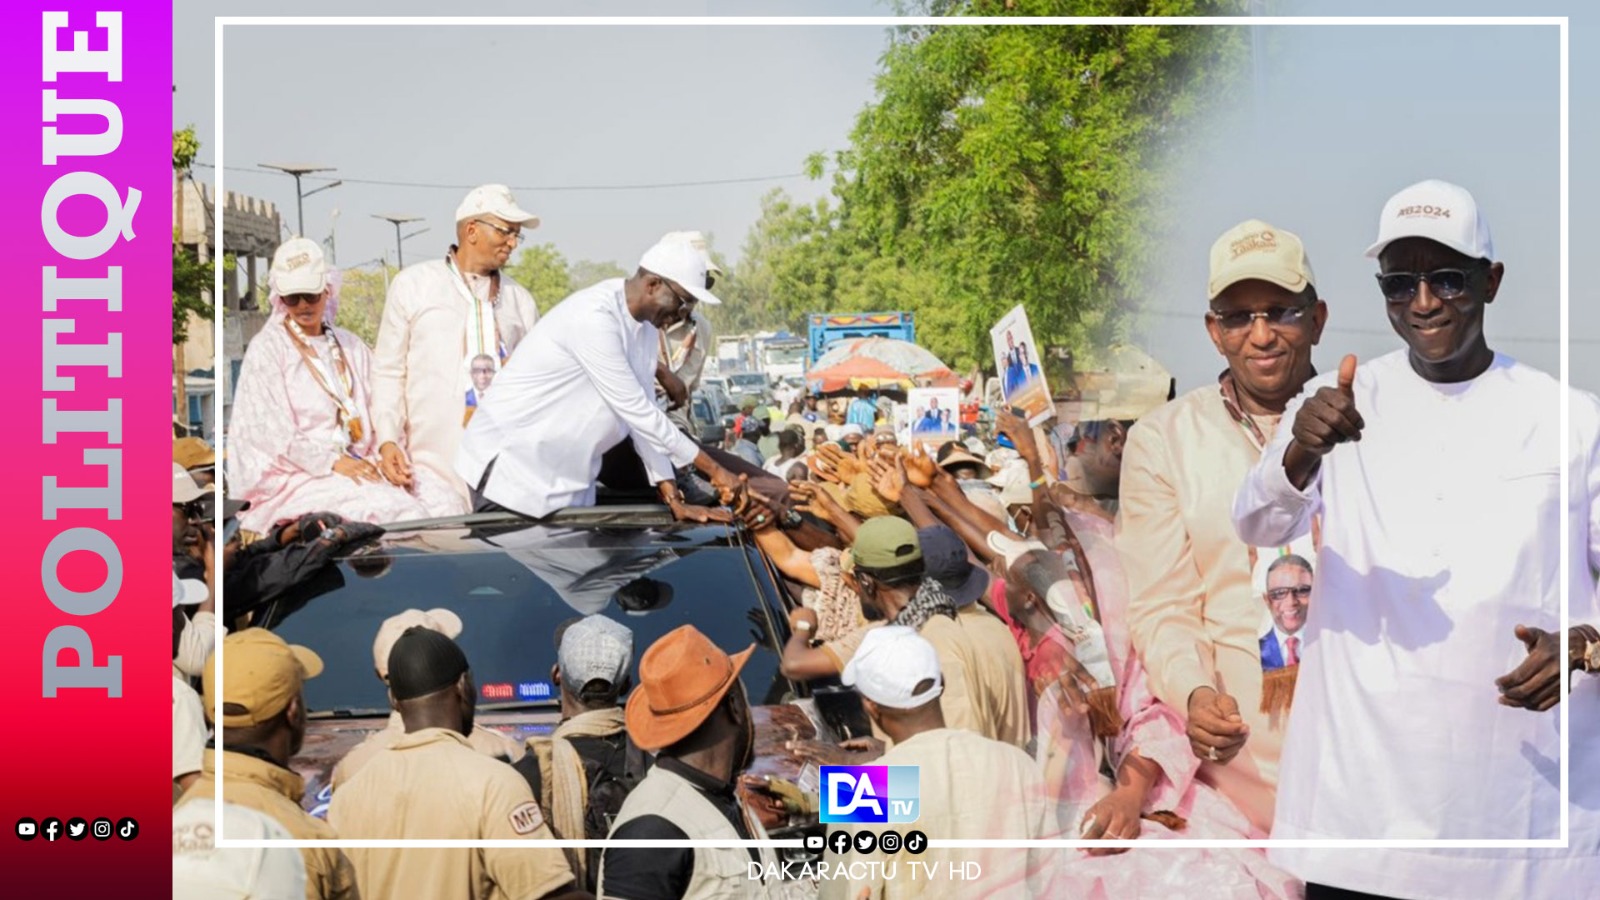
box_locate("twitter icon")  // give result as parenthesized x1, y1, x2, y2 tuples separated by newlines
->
(66, 817, 88, 841)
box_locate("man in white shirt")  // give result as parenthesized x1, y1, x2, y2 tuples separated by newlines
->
(457, 237, 740, 522)
(371, 184, 542, 516)
(1233, 179, 1600, 899)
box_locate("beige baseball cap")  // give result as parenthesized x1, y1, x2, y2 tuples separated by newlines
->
(203, 629, 323, 728)
(268, 237, 330, 297)
(372, 608, 464, 680)
(1207, 219, 1316, 301)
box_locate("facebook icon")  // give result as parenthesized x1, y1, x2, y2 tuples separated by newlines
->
(819, 765, 920, 824)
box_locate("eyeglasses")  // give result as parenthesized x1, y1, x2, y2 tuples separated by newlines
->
(1375, 268, 1474, 303)
(281, 293, 323, 307)
(470, 366, 495, 375)
(472, 219, 524, 243)
(1266, 585, 1313, 602)
(1208, 304, 1314, 333)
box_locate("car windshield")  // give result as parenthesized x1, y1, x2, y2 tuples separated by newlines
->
(266, 520, 793, 717)
(731, 374, 767, 388)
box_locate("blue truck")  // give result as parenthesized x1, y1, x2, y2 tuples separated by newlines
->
(806, 311, 917, 367)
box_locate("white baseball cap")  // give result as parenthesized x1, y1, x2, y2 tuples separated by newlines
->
(842, 625, 943, 710)
(173, 802, 308, 900)
(173, 570, 208, 609)
(659, 230, 724, 276)
(372, 608, 464, 680)
(174, 462, 207, 504)
(268, 238, 330, 297)
(455, 183, 541, 228)
(638, 238, 722, 306)
(1364, 179, 1495, 261)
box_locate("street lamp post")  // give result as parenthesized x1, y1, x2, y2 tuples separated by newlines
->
(259, 163, 338, 236)
(372, 213, 424, 269)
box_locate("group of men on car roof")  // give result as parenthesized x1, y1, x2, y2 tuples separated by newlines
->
(175, 178, 1600, 900)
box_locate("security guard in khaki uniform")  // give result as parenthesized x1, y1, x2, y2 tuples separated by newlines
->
(329, 626, 584, 900)
(329, 607, 523, 791)
(176, 628, 360, 900)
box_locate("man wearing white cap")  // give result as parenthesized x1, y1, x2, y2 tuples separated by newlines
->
(820, 626, 1057, 899)
(457, 237, 740, 521)
(1234, 180, 1600, 898)
(329, 608, 523, 790)
(370, 184, 543, 517)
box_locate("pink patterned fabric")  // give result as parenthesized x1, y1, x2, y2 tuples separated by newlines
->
(228, 277, 432, 533)
(1035, 510, 1302, 899)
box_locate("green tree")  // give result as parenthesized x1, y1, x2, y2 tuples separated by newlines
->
(751, 1, 1247, 373)
(334, 266, 392, 347)
(505, 242, 574, 314)
(567, 258, 627, 290)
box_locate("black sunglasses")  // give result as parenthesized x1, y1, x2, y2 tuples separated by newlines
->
(656, 276, 696, 311)
(281, 293, 323, 307)
(1376, 268, 1475, 303)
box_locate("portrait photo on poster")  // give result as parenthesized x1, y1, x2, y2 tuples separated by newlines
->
(989, 304, 1052, 426)
(906, 387, 959, 452)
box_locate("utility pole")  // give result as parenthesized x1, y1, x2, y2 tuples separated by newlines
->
(259, 163, 338, 236)
(372, 213, 424, 269)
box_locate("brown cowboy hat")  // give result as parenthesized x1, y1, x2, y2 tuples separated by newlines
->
(625, 625, 755, 751)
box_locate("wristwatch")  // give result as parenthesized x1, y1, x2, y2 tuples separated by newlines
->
(1586, 638, 1600, 674)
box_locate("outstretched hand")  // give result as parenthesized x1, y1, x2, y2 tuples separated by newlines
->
(1496, 624, 1563, 712)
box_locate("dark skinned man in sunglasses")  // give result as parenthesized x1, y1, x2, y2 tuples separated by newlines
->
(1235, 180, 1600, 899)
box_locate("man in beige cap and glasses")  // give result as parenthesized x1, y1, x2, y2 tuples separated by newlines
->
(820, 626, 1057, 899)
(328, 607, 522, 791)
(598, 625, 800, 899)
(175, 629, 359, 900)
(1115, 219, 1326, 834)
(370, 184, 543, 517)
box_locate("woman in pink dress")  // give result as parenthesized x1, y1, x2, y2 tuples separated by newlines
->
(227, 239, 430, 534)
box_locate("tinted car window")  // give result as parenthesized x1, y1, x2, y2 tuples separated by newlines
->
(267, 522, 795, 717)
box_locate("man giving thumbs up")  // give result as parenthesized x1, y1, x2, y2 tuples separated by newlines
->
(1232, 180, 1600, 900)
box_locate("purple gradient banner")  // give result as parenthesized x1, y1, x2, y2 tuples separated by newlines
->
(0, 3, 172, 896)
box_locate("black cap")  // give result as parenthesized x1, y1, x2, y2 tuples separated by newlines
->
(917, 525, 989, 608)
(387, 626, 470, 701)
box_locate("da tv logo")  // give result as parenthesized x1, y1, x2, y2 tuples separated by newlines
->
(820, 765, 919, 824)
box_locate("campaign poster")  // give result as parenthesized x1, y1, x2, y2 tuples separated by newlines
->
(989, 305, 1053, 426)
